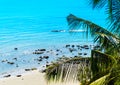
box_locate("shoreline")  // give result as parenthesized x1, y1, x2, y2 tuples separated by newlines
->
(0, 43, 97, 85)
(0, 70, 47, 85)
(0, 65, 45, 79)
(0, 69, 80, 85)
(0, 43, 98, 77)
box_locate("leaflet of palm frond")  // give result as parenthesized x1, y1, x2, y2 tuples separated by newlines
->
(90, 74, 110, 85)
(45, 57, 91, 83)
(90, 50, 116, 82)
(45, 63, 60, 82)
(93, 32, 120, 56)
(94, 32, 119, 45)
(94, 36, 115, 52)
(107, 0, 113, 19)
(88, 0, 107, 9)
(107, 62, 120, 85)
(67, 14, 119, 40)
(107, 0, 120, 32)
(88, 0, 120, 32)
(109, 18, 120, 33)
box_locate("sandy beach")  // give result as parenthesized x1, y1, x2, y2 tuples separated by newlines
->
(0, 70, 80, 85)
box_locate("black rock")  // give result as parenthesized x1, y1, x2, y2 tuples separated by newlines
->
(43, 56, 49, 59)
(56, 49, 59, 51)
(37, 59, 42, 61)
(74, 56, 78, 57)
(38, 49, 46, 51)
(13, 58, 17, 60)
(14, 48, 18, 50)
(72, 45, 75, 48)
(16, 75, 22, 77)
(39, 56, 43, 59)
(78, 53, 82, 55)
(66, 45, 70, 47)
(4, 74, 11, 78)
(25, 69, 31, 71)
(84, 53, 87, 55)
(33, 51, 44, 54)
(56, 53, 59, 55)
(7, 62, 14, 65)
(1, 60, 7, 62)
(51, 30, 65, 32)
(41, 69, 46, 73)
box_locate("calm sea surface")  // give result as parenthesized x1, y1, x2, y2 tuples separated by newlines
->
(0, 0, 107, 76)
(0, 16, 93, 75)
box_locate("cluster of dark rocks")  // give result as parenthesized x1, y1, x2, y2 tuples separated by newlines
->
(1, 57, 18, 65)
(65, 44, 100, 49)
(65, 44, 100, 56)
(7, 62, 14, 65)
(65, 44, 90, 55)
(1, 60, 15, 65)
(65, 44, 90, 49)
(3, 74, 22, 78)
(1, 44, 100, 78)
(51, 30, 65, 32)
(34, 56, 49, 63)
(25, 68, 37, 71)
(4, 74, 11, 78)
(33, 49, 46, 54)
(3, 68, 37, 78)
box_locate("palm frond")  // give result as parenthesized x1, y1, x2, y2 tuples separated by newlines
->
(90, 50, 116, 82)
(94, 32, 120, 56)
(45, 57, 91, 84)
(105, 59, 120, 85)
(107, 0, 120, 32)
(67, 14, 114, 37)
(90, 50, 120, 85)
(88, 0, 120, 32)
(67, 14, 120, 53)
(88, 0, 107, 9)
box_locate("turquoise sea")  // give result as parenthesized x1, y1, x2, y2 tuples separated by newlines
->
(0, 0, 106, 77)
(0, 16, 92, 76)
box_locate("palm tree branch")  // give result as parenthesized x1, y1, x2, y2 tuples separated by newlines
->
(67, 14, 120, 47)
(88, 0, 107, 9)
(45, 57, 91, 82)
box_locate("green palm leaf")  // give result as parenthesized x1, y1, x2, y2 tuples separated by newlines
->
(108, 0, 120, 32)
(89, 0, 107, 9)
(67, 14, 120, 55)
(88, 0, 120, 33)
(90, 50, 116, 83)
(90, 74, 110, 85)
(67, 14, 114, 37)
(94, 32, 120, 56)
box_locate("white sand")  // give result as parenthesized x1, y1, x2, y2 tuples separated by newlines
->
(0, 70, 80, 85)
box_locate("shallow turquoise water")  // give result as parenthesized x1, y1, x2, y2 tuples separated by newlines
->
(0, 16, 93, 75)
(0, 0, 107, 76)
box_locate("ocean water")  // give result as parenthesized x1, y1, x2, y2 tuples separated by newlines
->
(0, 16, 93, 76)
(0, 0, 107, 77)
